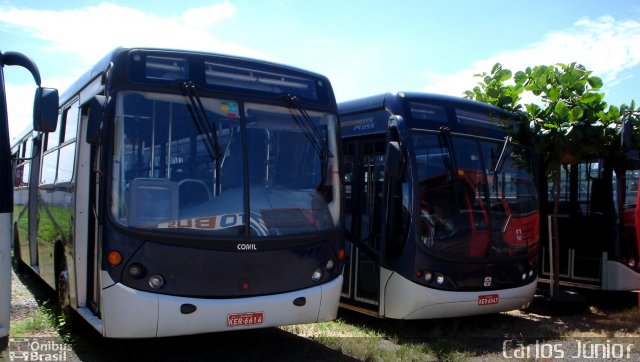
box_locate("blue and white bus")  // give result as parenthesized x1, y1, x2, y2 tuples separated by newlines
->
(338, 92, 539, 318)
(11, 48, 344, 338)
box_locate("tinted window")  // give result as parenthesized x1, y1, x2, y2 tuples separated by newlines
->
(410, 103, 447, 123)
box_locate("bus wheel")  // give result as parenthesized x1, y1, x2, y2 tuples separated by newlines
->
(56, 259, 70, 309)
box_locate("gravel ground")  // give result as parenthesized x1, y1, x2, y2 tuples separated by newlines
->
(10, 268, 39, 321)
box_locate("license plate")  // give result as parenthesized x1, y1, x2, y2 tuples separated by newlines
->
(227, 312, 264, 327)
(478, 294, 499, 305)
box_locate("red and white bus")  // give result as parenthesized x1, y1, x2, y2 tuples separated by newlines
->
(538, 153, 640, 291)
(338, 92, 539, 318)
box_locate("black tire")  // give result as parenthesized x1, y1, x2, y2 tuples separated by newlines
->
(0, 335, 8, 352)
(56, 270, 70, 309)
(12, 226, 23, 271)
(55, 253, 70, 309)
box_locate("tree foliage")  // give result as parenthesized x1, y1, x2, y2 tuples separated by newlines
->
(465, 62, 639, 170)
(465, 62, 639, 298)
(463, 63, 524, 113)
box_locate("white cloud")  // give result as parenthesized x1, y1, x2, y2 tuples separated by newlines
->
(422, 16, 640, 101)
(6, 75, 77, 141)
(0, 1, 278, 139)
(0, 1, 272, 65)
(6, 84, 40, 142)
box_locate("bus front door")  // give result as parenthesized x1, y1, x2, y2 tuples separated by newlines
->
(342, 138, 386, 313)
(74, 108, 101, 316)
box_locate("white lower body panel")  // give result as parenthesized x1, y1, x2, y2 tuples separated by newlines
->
(100, 275, 342, 338)
(383, 269, 536, 319)
(604, 261, 640, 291)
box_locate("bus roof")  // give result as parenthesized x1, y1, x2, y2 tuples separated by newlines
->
(338, 92, 519, 138)
(60, 47, 336, 108)
(338, 92, 509, 116)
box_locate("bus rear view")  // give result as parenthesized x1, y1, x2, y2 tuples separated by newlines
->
(339, 92, 539, 319)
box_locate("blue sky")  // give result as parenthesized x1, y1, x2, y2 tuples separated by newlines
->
(2, 0, 640, 139)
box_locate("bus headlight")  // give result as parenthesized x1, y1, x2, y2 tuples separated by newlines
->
(629, 258, 636, 268)
(148, 274, 165, 289)
(521, 273, 527, 280)
(435, 273, 445, 285)
(312, 269, 323, 282)
(127, 263, 146, 279)
(424, 271, 433, 282)
(325, 259, 335, 271)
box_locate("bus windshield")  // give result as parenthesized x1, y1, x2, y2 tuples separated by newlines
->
(110, 90, 340, 237)
(413, 131, 538, 259)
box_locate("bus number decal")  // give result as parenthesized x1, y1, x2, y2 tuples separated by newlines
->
(157, 212, 268, 236)
(158, 214, 244, 230)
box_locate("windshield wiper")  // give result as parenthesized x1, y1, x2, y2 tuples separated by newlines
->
(494, 136, 512, 174)
(182, 81, 222, 195)
(284, 94, 333, 161)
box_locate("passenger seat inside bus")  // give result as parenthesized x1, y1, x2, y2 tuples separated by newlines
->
(128, 178, 178, 226)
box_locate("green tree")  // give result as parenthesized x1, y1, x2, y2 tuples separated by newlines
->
(463, 63, 524, 113)
(465, 62, 635, 298)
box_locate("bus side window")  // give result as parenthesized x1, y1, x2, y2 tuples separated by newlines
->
(57, 102, 79, 183)
(63, 103, 79, 142)
(24, 136, 33, 159)
(45, 113, 63, 151)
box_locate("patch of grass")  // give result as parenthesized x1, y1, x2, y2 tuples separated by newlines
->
(282, 319, 445, 361)
(10, 304, 56, 336)
(426, 340, 473, 362)
(10, 299, 75, 344)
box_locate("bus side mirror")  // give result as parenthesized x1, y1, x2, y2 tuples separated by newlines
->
(86, 95, 107, 145)
(33, 87, 58, 133)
